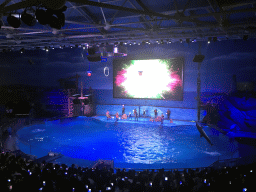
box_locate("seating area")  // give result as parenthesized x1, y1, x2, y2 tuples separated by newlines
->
(0, 150, 255, 192)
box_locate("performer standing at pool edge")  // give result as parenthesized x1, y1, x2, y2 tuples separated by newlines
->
(134, 108, 138, 121)
(166, 109, 171, 120)
(115, 112, 119, 121)
(122, 105, 125, 115)
(154, 109, 158, 119)
(161, 113, 164, 124)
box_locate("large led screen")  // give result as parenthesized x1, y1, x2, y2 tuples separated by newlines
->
(113, 58, 184, 100)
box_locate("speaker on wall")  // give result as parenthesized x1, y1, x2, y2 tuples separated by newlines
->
(193, 55, 205, 63)
(87, 56, 101, 62)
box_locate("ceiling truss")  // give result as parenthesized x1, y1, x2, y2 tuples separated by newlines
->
(0, 0, 255, 51)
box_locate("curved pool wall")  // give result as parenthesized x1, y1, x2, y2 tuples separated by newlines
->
(17, 116, 239, 169)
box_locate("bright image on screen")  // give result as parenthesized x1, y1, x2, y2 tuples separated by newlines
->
(113, 58, 183, 100)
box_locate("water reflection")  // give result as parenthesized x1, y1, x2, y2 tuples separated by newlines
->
(17, 118, 237, 168)
(118, 125, 180, 164)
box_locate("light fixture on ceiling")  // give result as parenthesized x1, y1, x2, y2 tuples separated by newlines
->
(192, 38, 196, 43)
(113, 46, 118, 53)
(180, 39, 183, 43)
(208, 37, 212, 44)
(103, 22, 111, 31)
(243, 35, 248, 41)
(21, 10, 36, 26)
(52, 28, 59, 35)
(7, 14, 21, 28)
(35, 6, 67, 29)
(6, 34, 14, 39)
(20, 48, 25, 53)
(49, 12, 65, 30)
(35, 9, 50, 25)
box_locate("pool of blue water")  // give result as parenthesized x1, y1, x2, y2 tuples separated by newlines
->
(17, 117, 239, 169)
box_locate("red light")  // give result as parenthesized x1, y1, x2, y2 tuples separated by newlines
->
(87, 70, 92, 76)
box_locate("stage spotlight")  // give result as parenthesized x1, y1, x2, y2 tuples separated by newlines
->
(192, 38, 196, 43)
(243, 35, 248, 41)
(180, 39, 183, 43)
(45, 47, 49, 52)
(49, 12, 65, 30)
(213, 37, 217, 42)
(160, 40, 164, 44)
(21, 11, 36, 26)
(7, 14, 21, 28)
(35, 9, 50, 25)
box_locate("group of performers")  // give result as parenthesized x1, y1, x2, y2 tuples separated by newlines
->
(106, 105, 173, 123)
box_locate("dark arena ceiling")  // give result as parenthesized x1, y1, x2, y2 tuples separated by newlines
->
(0, 0, 256, 51)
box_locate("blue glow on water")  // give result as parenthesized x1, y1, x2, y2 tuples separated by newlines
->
(17, 117, 239, 168)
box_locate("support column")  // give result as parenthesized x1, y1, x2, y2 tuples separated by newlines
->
(197, 61, 202, 121)
(193, 42, 204, 121)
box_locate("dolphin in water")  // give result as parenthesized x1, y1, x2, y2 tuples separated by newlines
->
(32, 129, 46, 133)
(196, 122, 214, 146)
(202, 151, 221, 156)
